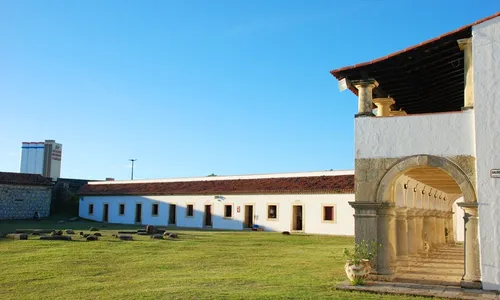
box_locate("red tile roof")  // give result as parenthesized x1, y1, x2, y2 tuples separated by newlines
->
(330, 11, 500, 88)
(0, 172, 52, 186)
(78, 175, 355, 196)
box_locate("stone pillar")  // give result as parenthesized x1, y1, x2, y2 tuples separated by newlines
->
(395, 207, 408, 266)
(446, 211, 455, 244)
(373, 98, 395, 117)
(458, 203, 482, 289)
(376, 203, 397, 278)
(352, 79, 378, 117)
(458, 38, 474, 109)
(406, 209, 418, 256)
(439, 212, 447, 245)
(415, 209, 425, 252)
(349, 202, 379, 271)
(422, 210, 432, 250)
(429, 210, 439, 248)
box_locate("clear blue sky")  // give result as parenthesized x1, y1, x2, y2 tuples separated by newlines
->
(0, 1, 497, 180)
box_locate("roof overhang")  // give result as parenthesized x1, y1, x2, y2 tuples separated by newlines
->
(330, 12, 500, 114)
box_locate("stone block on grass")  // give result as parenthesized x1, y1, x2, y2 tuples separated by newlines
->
(86, 236, 98, 241)
(66, 229, 74, 234)
(118, 235, 133, 241)
(151, 234, 164, 239)
(146, 225, 157, 234)
(93, 232, 102, 237)
(7, 233, 28, 240)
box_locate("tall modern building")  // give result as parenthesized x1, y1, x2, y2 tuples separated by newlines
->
(20, 140, 62, 178)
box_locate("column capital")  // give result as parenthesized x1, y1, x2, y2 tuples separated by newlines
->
(415, 209, 427, 217)
(457, 38, 472, 51)
(395, 207, 407, 220)
(377, 202, 396, 216)
(351, 78, 379, 89)
(406, 208, 417, 218)
(373, 98, 395, 117)
(458, 202, 479, 216)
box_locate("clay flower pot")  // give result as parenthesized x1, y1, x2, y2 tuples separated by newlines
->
(344, 259, 371, 284)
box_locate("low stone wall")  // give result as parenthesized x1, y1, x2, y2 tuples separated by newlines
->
(0, 184, 52, 219)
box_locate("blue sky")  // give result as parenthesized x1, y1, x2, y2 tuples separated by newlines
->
(0, 1, 497, 180)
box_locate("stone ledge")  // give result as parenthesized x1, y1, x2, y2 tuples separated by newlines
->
(335, 281, 499, 299)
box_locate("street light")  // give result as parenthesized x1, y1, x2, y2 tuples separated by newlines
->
(129, 159, 137, 180)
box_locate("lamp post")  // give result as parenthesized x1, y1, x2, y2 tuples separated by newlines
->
(129, 159, 137, 180)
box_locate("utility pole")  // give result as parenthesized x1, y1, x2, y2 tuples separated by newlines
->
(129, 159, 137, 180)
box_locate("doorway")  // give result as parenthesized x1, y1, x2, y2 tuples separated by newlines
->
(168, 204, 176, 225)
(103, 204, 109, 222)
(135, 203, 142, 223)
(292, 205, 303, 231)
(204, 205, 212, 227)
(244, 205, 254, 228)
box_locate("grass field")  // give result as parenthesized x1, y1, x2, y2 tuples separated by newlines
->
(0, 217, 431, 299)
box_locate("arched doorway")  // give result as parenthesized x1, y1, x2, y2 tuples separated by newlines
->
(354, 154, 481, 288)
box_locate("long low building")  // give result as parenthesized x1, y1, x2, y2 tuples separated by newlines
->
(78, 170, 356, 235)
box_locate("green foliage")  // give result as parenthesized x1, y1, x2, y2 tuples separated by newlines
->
(207, 173, 217, 177)
(350, 277, 365, 286)
(343, 240, 378, 265)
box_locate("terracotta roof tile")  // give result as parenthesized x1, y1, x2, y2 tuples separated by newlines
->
(78, 175, 355, 196)
(0, 172, 52, 186)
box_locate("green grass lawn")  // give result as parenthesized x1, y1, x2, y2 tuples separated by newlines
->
(0, 217, 430, 300)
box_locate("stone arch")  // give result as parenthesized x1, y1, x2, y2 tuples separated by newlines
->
(376, 155, 477, 203)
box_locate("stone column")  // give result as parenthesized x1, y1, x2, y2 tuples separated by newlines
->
(429, 210, 439, 248)
(373, 98, 395, 117)
(395, 207, 408, 266)
(457, 38, 474, 109)
(446, 211, 455, 244)
(406, 209, 418, 256)
(439, 211, 447, 245)
(458, 202, 482, 289)
(352, 79, 378, 117)
(422, 210, 433, 250)
(415, 209, 425, 252)
(376, 203, 397, 278)
(349, 202, 379, 271)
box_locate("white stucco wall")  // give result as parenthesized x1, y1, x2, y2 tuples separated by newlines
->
(473, 16, 500, 291)
(79, 193, 355, 236)
(355, 111, 475, 159)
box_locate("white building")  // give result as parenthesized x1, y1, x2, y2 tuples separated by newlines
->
(20, 140, 62, 179)
(331, 12, 500, 290)
(78, 171, 356, 236)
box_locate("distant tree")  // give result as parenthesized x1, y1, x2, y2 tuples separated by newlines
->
(207, 173, 217, 177)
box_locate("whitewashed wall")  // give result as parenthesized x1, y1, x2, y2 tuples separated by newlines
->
(79, 193, 355, 236)
(473, 16, 500, 291)
(355, 111, 475, 159)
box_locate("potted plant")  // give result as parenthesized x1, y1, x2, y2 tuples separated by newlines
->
(343, 240, 377, 285)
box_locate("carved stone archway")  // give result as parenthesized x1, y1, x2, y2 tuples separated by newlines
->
(370, 154, 481, 288)
(376, 155, 477, 204)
